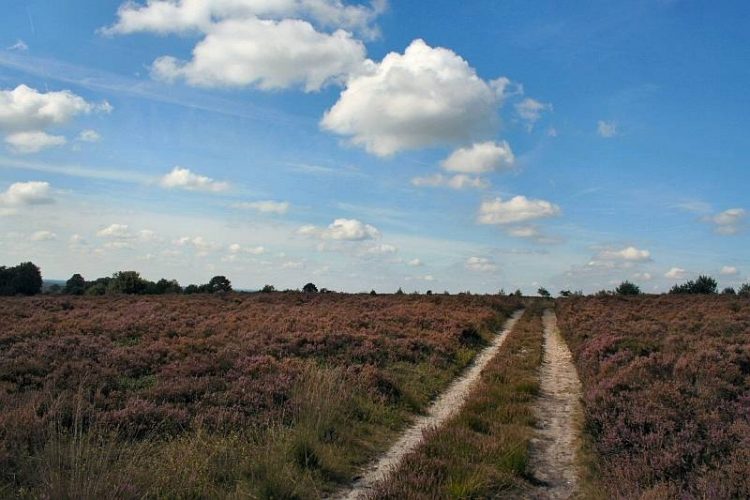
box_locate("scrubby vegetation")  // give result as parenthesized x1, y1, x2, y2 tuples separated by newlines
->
(557, 295, 750, 498)
(0, 262, 42, 296)
(0, 293, 521, 497)
(371, 302, 547, 498)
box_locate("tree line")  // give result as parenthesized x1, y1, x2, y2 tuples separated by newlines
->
(2, 261, 749, 297)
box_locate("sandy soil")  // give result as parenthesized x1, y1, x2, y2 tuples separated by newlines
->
(525, 309, 583, 499)
(333, 309, 526, 500)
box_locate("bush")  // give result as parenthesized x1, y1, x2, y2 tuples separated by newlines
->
(738, 284, 750, 297)
(615, 281, 641, 296)
(261, 284, 276, 293)
(207, 276, 232, 293)
(302, 283, 318, 293)
(722, 287, 736, 295)
(537, 287, 550, 298)
(670, 275, 718, 294)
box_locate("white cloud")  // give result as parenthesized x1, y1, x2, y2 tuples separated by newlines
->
(151, 18, 367, 91)
(665, 267, 687, 279)
(103, 0, 385, 38)
(597, 120, 617, 138)
(411, 173, 488, 190)
(515, 98, 550, 129)
(407, 258, 423, 267)
(478, 195, 561, 225)
(175, 235, 221, 255)
(160, 166, 230, 192)
(298, 218, 380, 241)
(465, 256, 497, 272)
(596, 246, 651, 262)
(365, 243, 397, 254)
(0, 84, 111, 132)
(441, 141, 514, 174)
(30, 230, 57, 241)
(321, 39, 507, 156)
(77, 129, 101, 142)
(233, 200, 290, 214)
(705, 208, 745, 235)
(633, 272, 652, 281)
(229, 243, 266, 255)
(8, 39, 28, 51)
(97, 223, 133, 239)
(0, 181, 54, 206)
(720, 266, 739, 276)
(506, 225, 560, 244)
(5, 131, 67, 154)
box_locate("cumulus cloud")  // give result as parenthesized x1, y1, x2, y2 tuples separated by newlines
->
(665, 267, 687, 279)
(104, 0, 383, 91)
(407, 258, 423, 267)
(477, 195, 561, 225)
(228, 243, 266, 255)
(298, 218, 380, 241)
(411, 173, 488, 190)
(0, 181, 54, 206)
(441, 141, 514, 174)
(151, 18, 367, 91)
(102, 0, 385, 38)
(720, 266, 739, 276)
(5, 131, 67, 154)
(506, 225, 560, 244)
(233, 200, 290, 214)
(97, 223, 133, 239)
(322, 39, 507, 156)
(77, 129, 101, 142)
(633, 272, 652, 281)
(175, 235, 221, 256)
(365, 243, 397, 254)
(465, 256, 497, 272)
(597, 120, 617, 138)
(0, 84, 111, 154)
(705, 208, 746, 235)
(596, 246, 651, 262)
(30, 230, 57, 241)
(160, 166, 230, 192)
(515, 98, 550, 129)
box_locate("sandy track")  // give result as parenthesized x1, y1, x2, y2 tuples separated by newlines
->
(526, 310, 583, 499)
(333, 309, 526, 500)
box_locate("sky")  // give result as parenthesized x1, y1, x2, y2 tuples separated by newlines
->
(0, 0, 748, 293)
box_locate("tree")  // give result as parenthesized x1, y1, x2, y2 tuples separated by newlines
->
(369, 289, 377, 295)
(722, 287, 736, 295)
(261, 284, 276, 293)
(395, 287, 404, 295)
(65, 274, 86, 295)
(207, 276, 232, 293)
(302, 282, 318, 293)
(615, 281, 641, 296)
(559, 290, 572, 297)
(0, 262, 43, 296)
(184, 284, 200, 294)
(537, 287, 551, 298)
(108, 271, 147, 295)
(153, 278, 182, 294)
(513, 289, 523, 297)
(670, 275, 718, 295)
(738, 283, 750, 297)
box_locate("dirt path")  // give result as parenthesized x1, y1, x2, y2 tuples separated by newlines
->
(526, 309, 583, 499)
(334, 309, 526, 500)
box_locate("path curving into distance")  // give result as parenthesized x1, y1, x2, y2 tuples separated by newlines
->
(526, 309, 584, 499)
(334, 309, 526, 500)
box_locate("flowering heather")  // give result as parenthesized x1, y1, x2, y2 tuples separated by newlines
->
(557, 295, 750, 499)
(0, 293, 520, 497)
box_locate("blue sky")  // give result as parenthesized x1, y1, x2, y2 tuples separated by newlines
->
(0, 0, 748, 293)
